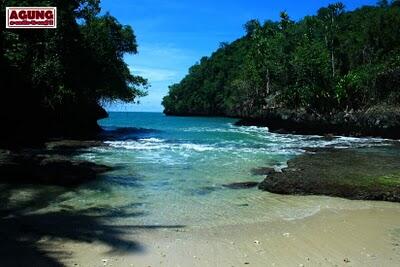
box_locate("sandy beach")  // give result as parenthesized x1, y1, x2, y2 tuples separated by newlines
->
(2, 116, 400, 267)
(3, 0, 400, 266)
(47, 205, 400, 267)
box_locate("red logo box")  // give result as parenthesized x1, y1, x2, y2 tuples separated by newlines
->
(6, 7, 57, 29)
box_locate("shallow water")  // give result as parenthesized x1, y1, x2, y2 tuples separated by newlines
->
(3, 112, 400, 228)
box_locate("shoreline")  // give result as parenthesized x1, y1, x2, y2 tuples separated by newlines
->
(165, 105, 400, 140)
(1, 116, 400, 266)
(234, 107, 400, 139)
(51, 206, 400, 267)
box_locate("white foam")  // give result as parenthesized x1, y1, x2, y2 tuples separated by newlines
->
(105, 140, 169, 150)
(139, 138, 164, 143)
(179, 143, 215, 152)
(100, 122, 391, 167)
(105, 140, 216, 153)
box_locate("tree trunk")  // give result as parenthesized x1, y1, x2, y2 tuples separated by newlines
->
(266, 69, 270, 95)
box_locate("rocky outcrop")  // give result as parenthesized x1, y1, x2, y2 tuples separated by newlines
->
(0, 144, 112, 187)
(258, 146, 400, 202)
(0, 102, 108, 148)
(236, 105, 400, 139)
(45, 140, 106, 151)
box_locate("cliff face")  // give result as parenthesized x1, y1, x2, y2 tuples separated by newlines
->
(0, 100, 108, 147)
(235, 106, 400, 139)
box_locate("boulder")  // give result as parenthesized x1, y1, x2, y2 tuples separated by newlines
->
(251, 167, 277, 176)
(0, 149, 112, 187)
(258, 146, 400, 202)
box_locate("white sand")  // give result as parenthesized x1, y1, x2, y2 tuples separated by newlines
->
(51, 206, 400, 267)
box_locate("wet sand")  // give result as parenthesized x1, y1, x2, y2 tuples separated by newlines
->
(54, 206, 400, 267)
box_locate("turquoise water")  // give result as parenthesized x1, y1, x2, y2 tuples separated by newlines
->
(41, 113, 393, 227)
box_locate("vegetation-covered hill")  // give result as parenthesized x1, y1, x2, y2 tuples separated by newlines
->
(163, 1, 400, 137)
(0, 0, 147, 145)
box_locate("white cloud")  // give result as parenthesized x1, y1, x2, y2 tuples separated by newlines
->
(139, 45, 191, 60)
(130, 66, 178, 82)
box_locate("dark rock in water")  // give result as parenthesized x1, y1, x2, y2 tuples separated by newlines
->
(258, 146, 400, 202)
(46, 140, 106, 151)
(0, 149, 112, 187)
(223, 181, 259, 189)
(251, 167, 277, 176)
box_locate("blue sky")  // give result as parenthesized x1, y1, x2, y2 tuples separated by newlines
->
(101, 0, 377, 112)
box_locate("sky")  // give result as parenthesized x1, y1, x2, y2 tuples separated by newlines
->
(101, 0, 377, 112)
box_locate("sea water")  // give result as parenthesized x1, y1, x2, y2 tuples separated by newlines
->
(5, 112, 396, 228)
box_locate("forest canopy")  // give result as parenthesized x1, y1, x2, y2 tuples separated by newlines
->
(0, 0, 147, 142)
(162, 1, 400, 118)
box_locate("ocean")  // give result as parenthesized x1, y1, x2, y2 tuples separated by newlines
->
(3, 112, 394, 229)
(36, 112, 388, 227)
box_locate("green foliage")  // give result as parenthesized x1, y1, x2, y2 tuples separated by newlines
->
(0, 0, 147, 139)
(163, 2, 400, 117)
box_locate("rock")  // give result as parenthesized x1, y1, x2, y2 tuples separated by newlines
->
(46, 140, 106, 151)
(223, 181, 259, 189)
(235, 105, 400, 139)
(251, 167, 277, 176)
(259, 146, 400, 202)
(0, 148, 112, 186)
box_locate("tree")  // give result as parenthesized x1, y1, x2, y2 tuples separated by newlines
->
(392, 0, 400, 7)
(318, 2, 345, 78)
(244, 19, 261, 36)
(279, 11, 293, 31)
(162, 2, 400, 118)
(377, 0, 389, 7)
(0, 0, 147, 142)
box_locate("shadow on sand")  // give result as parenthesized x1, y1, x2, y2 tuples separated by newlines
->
(0, 130, 184, 266)
(0, 181, 183, 266)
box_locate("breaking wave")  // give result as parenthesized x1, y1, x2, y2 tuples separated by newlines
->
(103, 123, 389, 156)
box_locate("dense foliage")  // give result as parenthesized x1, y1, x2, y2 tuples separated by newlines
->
(0, 0, 147, 143)
(163, 1, 400, 117)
